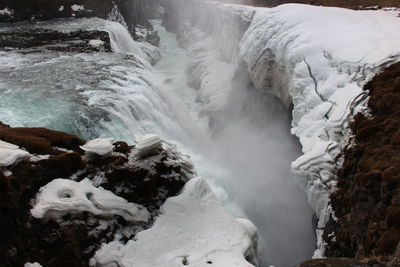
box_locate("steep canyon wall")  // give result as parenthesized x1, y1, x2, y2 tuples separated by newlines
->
(162, 1, 400, 265)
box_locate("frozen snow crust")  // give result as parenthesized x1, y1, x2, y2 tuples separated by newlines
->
(164, 0, 400, 258)
(91, 177, 258, 267)
(30, 178, 150, 223)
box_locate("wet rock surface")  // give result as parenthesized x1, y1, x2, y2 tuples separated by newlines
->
(0, 0, 160, 39)
(0, 28, 112, 53)
(0, 123, 190, 267)
(325, 62, 400, 265)
(299, 258, 380, 267)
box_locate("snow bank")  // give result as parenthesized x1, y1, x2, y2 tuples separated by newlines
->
(80, 138, 114, 156)
(239, 4, 400, 256)
(0, 139, 30, 166)
(31, 178, 150, 223)
(24, 263, 42, 267)
(91, 177, 258, 267)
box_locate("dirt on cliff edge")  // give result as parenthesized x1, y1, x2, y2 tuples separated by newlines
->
(324, 62, 400, 265)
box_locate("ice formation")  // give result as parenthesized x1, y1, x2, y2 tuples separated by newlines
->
(239, 4, 400, 256)
(91, 177, 258, 267)
(80, 138, 114, 156)
(134, 134, 162, 157)
(0, 139, 30, 167)
(30, 178, 150, 223)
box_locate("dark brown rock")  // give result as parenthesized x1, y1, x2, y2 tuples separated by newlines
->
(0, 124, 84, 155)
(326, 62, 400, 265)
(216, 0, 400, 9)
(0, 28, 112, 53)
(299, 258, 381, 267)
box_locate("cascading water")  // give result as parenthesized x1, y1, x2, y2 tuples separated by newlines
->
(151, 20, 315, 266)
(0, 17, 315, 266)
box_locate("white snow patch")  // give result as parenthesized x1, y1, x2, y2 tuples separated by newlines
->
(30, 178, 150, 223)
(0, 139, 30, 167)
(71, 4, 84, 12)
(24, 263, 43, 267)
(59, 6, 64, 12)
(89, 39, 105, 47)
(0, 7, 13, 16)
(30, 154, 51, 162)
(3, 170, 12, 176)
(134, 134, 162, 157)
(80, 138, 114, 156)
(91, 177, 258, 267)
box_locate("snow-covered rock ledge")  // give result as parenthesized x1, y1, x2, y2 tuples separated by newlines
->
(0, 124, 257, 266)
(91, 177, 258, 267)
(239, 4, 400, 257)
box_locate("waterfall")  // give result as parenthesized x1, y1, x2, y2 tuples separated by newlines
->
(0, 16, 314, 267)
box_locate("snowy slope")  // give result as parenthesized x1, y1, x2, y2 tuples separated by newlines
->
(239, 4, 400, 257)
(91, 177, 258, 267)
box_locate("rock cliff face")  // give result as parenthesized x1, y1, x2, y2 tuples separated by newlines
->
(326, 62, 400, 266)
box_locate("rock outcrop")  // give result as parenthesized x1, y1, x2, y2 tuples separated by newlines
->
(325, 62, 400, 266)
(0, 123, 192, 267)
(0, 28, 111, 53)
